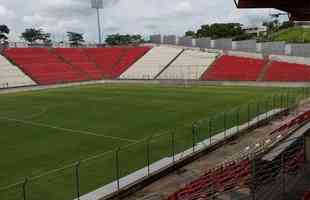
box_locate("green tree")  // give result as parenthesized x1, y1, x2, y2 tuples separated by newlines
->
(67, 32, 85, 47)
(105, 34, 143, 45)
(192, 23, 248, 40)
(185, 30, 196, 37)
(279, 21, 294, 30)
(0, 25, 10, 45)
(20, 28, 51, 45)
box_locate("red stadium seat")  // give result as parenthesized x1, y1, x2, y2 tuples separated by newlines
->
(165, 110, 310, 200)
(54, 48, 103, 80)
(84, 47, 151, 79)
(202, 55, 266, 81)
(264, 61, 310, 82)
(4, 48, 88, 85)
(4, 47, 151, 85)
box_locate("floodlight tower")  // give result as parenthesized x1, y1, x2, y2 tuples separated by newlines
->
(91, 0, 104, 44)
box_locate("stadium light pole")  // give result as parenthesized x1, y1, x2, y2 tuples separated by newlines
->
(96, 8, 102, 44)
(91, 0, 104, 44)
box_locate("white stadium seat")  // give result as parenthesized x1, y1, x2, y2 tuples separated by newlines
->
(120, 46, 183, 80)
(0, 54, 36, 88)
(157, 49, 218, 80)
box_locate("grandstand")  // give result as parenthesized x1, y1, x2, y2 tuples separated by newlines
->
(157, 49, 218, 80)
(120, 46, 183, 80)
(0, 54, 36, 88)
(2, 46, 310, 85)
(202, 55, 267, 81)
(53, 48, 103, 80)
(4, 48, 88, 85)
(83, 47, 150, 79)
(1, 47, 150, 85)
(2, 45, 310, 86)
(264, 61, 310, 82)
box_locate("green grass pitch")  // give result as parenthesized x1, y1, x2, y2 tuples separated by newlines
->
(0, 84, 290, 200)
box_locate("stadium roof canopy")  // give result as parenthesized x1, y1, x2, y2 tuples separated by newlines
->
(234, 0, 310, 21)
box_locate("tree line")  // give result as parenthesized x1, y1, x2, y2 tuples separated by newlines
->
(184, 21, 295, 41)
(0, 20, 297, 47)
(0, 25, 145, 47)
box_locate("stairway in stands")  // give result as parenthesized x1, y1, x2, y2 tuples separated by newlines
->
(52, 48, 103, 80)
(50, 49, 91, 81)
(199, 54, 222, 80)
(256, 59, 273, 81)
(154, 49, 185, 79)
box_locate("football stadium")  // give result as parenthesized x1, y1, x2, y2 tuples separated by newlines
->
(1, 0, 310, 200)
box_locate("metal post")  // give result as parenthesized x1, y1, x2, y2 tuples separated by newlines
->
(224, 112, 227, 138)
(147, 138, 151, 176)
(96, 8, 102, 44)
(209, 119, 212, 145)
(281, 94, 284, 109)
(265, 100, 268, 120)
(236, 109, 240, 133)
(22, 178, 28, 200)
(248, 104, 251, 128)
(75, 162, 81, 200)
(286, 92, 289, 109)
(171, 132, 176, 164)
(115, 148, 120, 191)
(304, 87, 306, 99)
(257, 102, 260, 121)
(192, 123, 197, 153)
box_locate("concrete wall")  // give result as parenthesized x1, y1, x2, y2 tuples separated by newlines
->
(269, 54, 310, 65)
(213, 38, 232, 50)
(178, 36, 194, 47)
(261, 42, 286, 55)
(290, 44, 310, 57)
(150, 35, 162, 44)
(233, 40, 257, 52)
(226, 51, 264, 59)
(195, 37, 211, 49)
(163, 35, 178, 45)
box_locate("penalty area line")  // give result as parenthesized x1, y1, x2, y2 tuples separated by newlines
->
(0, 116, 138, 143)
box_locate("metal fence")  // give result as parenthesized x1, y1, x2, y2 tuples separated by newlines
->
(0, 88, 309, 200)
(211, 135, 309, 200)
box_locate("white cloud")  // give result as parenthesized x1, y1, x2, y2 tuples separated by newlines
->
(0, 0, 288, 42)
(0, 4, 15, 19)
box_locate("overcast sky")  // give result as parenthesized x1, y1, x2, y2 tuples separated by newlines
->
(0, 0, 287, 42)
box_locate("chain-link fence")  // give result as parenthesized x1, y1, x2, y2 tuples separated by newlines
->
(211, 135, 310, 200)
(0, 88, 309, 200)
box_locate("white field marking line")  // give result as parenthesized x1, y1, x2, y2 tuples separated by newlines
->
(0, 116, 138, 143)
(26, 106, 53, 120)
